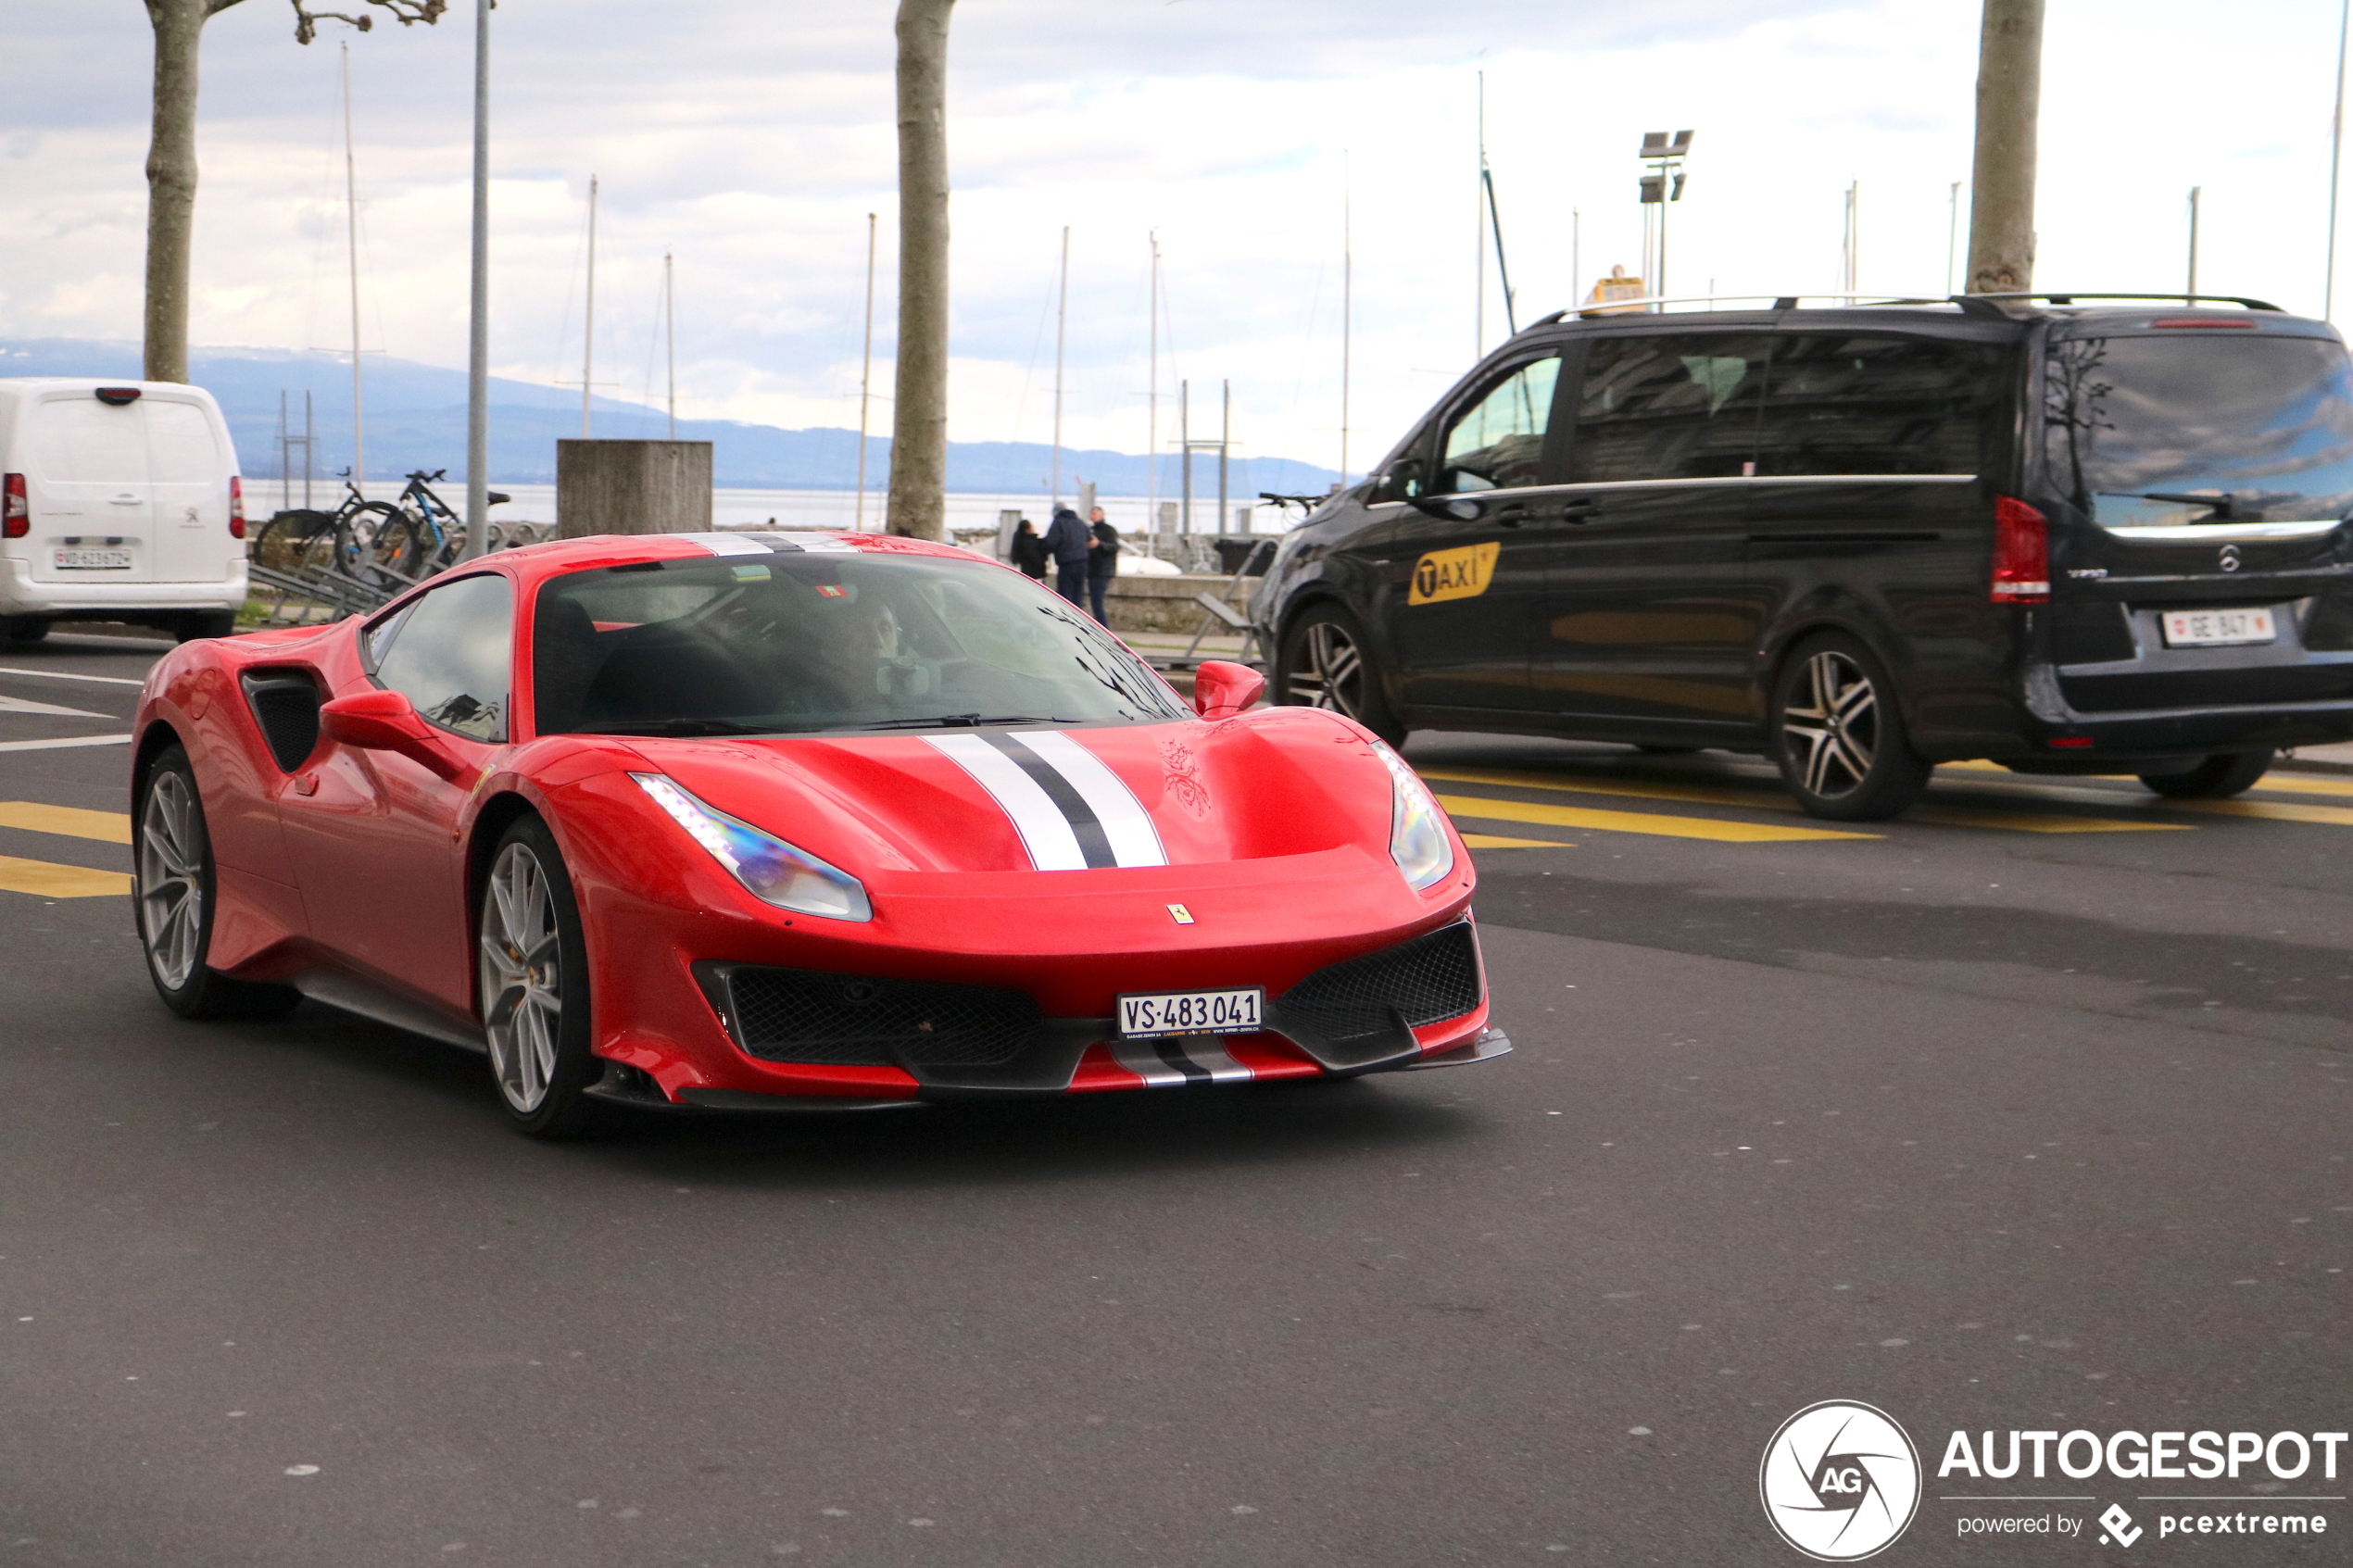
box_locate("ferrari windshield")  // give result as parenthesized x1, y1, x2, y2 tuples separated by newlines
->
(531, 548, 1189, 736)
(2044, 332, 2353, 527)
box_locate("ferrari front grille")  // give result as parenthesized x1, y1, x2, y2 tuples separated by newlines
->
(720, 966, 1043, 1069)
(1273, 922, 1483, 1043)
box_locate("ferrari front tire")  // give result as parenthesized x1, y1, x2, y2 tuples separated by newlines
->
(134, 745, 300, 1020)
(477, 817, 598, 1139)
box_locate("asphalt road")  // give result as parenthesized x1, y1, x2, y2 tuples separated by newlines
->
(2, 632, 2347, 1568)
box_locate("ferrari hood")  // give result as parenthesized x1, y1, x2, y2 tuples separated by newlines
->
(629, 709, 1396, 877)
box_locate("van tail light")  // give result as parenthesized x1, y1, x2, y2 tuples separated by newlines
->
(229, 475, 245, 539)
(2, 474, 25, 539)
(1991, 495, 2049, 603)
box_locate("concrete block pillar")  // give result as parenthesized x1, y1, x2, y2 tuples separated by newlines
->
(556, 440, 713, 537)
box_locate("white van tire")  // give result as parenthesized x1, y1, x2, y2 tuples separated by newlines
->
(1, 617, 50, 644)
(174, 611, 237, 643)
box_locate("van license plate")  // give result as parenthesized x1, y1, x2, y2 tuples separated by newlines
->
(2161, 608, 2275, 647)
(54, 548, 132, 571)
(1117, 986, 1265, 1039)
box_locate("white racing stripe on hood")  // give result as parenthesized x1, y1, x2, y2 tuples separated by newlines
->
(676, 532, 774, 558)
(925, 733, 1088, 871)
(1018, 730, 1166, 868)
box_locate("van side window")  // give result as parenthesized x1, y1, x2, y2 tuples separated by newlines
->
(1437, 355, 1560, 494)
(371, 572, 514, 743)
(1566, 333, 1770, 483)
(1757, 335, 2002, 476)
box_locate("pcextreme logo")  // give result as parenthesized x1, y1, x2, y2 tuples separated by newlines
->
(1408, 541, 1500, 605)
(1761, 1400, 1923, 1562)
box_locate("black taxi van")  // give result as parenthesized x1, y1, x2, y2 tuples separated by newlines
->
(1253, 294, 2353, 819)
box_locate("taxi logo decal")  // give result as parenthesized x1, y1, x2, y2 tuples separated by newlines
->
(1409, 541, 1500, 606)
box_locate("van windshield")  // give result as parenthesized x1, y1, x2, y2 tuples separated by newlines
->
(532, 551, 1189, 737)
(2045, 333, 2353, 528)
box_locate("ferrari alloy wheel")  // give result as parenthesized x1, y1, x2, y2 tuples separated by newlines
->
(134, 746, 298, 1020)
(477, 818, 597, 1138)
(1277, 604, 1404, 746)
(1768, 633, 1930, 821)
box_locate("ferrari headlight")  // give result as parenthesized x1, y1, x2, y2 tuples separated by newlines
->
(1372, 744, 1454, 892)
(632, 773, 872, 922)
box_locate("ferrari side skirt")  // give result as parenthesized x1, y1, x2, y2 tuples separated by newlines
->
(290, 968, 484, 1054)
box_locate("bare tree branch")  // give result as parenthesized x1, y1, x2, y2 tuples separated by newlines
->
(290, 0, 447, 47)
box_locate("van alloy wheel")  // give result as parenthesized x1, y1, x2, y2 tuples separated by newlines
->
(1292, 621, 1366, 717)
(480, 839, 564, 1115)
(1780, 648, 1880, 800)
(137, 771, 207, 992)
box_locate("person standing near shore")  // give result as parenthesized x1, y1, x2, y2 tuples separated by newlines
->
(1010, 517, 1049, 581)
(1087, 506, 1119, 625)
(1044, 504, 1089, 607)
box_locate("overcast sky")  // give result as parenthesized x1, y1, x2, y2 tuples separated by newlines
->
(2, 0, 2348, 483)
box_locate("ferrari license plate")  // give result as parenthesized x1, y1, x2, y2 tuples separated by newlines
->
(2161, 608, 2275, 647)
(54, 547, 132, 571)
(1117, 986, 1264, 1038)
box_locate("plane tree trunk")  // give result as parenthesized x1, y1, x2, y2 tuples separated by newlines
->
(887, 0, 954, 541)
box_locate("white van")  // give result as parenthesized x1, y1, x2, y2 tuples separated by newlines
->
(0, 379, 249, 644)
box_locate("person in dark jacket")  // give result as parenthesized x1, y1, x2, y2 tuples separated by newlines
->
(1043, 505, 1089, 607)
(1086, 507, 1119, 625)
(1010, 517, 1049, 580)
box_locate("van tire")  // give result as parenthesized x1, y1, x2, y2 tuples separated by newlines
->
(174, 611, 237, 643)
(1768, 633, 1931, 821)
(1, 617, 49, 644)
(1276, 603, 1406, 746)
(2139, 748, 2273, 799)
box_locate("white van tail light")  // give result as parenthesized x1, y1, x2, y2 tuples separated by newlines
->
(2, 474, 25, 539)
(1991, 495, 2049, 603)
(229, 476, 245, 539)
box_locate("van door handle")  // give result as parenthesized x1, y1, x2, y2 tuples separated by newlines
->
(108, 495, 142, 505)
(1494, 503, 1530, 528)
(1560, 499, 1601, 525)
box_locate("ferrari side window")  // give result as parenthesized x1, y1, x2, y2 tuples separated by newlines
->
(372, 572, 514, 743)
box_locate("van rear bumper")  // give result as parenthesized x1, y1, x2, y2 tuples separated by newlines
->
(1, 557, 245, 615)
(2019, 701, 2353, 759)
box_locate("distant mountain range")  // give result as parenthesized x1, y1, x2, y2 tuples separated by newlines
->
(0, 338, 1340, 499)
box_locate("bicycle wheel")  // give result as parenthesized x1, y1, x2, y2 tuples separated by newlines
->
(338, 501, 426, 582)
(252, 509, 339, 575)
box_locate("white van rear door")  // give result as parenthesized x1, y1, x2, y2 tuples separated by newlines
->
(25, 396, 153, 583)
(145, 396, 234, 583)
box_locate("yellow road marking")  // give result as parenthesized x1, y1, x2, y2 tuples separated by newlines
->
(2251, 773, 2353, 800)
(0, 801, 132, 844)
(0, 856, 131, 898)
(1424, 766, 2183, 834)
(1459, 833, 1574, 849)
(2163, 797, 2353, 827)
(1434, 793, 1876, 844)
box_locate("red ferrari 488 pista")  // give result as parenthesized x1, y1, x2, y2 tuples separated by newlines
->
(130, 531, 1507, 1135)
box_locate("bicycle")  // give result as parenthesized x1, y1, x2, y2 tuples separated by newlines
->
(251, 470, 511, 587)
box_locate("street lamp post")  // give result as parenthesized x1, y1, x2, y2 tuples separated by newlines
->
(1638, 131, 1692, 306)
(461, 0, 489, 561)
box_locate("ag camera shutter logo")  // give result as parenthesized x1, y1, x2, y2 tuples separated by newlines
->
(1760, 1400, 1922, 1561)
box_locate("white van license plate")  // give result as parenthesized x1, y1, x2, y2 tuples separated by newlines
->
(54, 548, 132, 571)
(1117, 986, 1265, 1039)
(2161, 608, 2275, 647)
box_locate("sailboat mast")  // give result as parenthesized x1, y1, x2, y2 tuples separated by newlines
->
(856, 213, 876, 531)
(1474, 69, 1485, 361)
(664, 251, 676, 440)
(580, 175, 598, 439)
(342, 42, 365, 486)
(1341, 155, 1353, 488)
(1051, 225, 1069, 507)
(1147, 232, 1160, 528)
